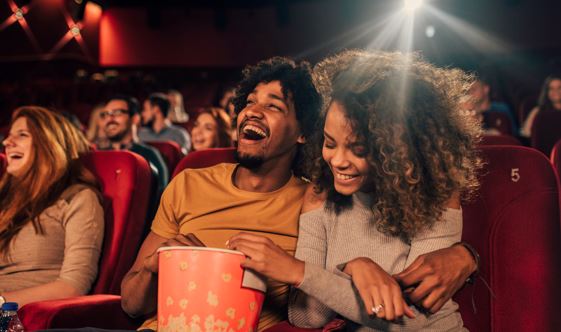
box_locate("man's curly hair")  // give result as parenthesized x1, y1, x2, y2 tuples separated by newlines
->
(231, 57, 321, 176)
(305, 50, 483, 242)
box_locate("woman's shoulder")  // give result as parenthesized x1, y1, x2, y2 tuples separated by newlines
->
(60, 184, 100, 205)
(301, 183, 327, 214)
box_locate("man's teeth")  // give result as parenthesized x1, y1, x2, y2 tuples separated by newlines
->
(336, 173, 357, 180)
(243, 125, 266, 137)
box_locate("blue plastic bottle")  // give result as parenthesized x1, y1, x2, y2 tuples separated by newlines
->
(0, 303, 24, 332)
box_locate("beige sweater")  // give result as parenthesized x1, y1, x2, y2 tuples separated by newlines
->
(0, 184, 104, 294)
(289, 192, 466, 331)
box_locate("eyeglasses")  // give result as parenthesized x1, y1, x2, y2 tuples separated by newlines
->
(100, 109, 129, 119)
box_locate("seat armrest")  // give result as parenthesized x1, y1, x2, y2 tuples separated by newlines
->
(19, 294, 143, 330)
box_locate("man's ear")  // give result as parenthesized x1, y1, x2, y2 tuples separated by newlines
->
(297, 134, 306, 144)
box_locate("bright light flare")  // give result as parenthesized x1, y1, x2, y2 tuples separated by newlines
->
(404, 0, 423, 13)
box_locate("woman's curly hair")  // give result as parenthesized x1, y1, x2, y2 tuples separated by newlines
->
(304, 50, 483, 242)
(231, 56, 322, 177)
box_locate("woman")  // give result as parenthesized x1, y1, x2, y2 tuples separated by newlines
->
(229, 50, 481, 330)
(85, 104, 110, 149)
(167, 89, 190, 124)
(0, 106, 104, 306)
(520, 75, 561, 137)
(190, 107, 232, 151)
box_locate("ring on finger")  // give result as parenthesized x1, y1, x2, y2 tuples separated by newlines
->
(372, 304, 384, 314)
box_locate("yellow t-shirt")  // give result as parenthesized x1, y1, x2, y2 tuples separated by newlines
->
(140, 163, 306, 331)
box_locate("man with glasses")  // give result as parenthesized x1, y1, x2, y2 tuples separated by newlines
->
(100, 95, 169, 194)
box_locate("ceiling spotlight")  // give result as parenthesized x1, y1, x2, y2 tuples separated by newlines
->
(425, 25, 435, 38)
(404, 0, 424, 13)
(14, 8, 24, 20)
(70, 25, 81, 36)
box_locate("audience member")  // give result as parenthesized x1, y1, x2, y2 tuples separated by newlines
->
(190, 107, 232, 151)
(121, 56, 479, 331)
(99, 95, 169, 193)
(466, 78, 516, 135)
(166, 89, 189, 124)
(121, 57, 321, 331)
(520, 74, 561, 137)
(86, 104, 110, 149)
(139, 92, 192, 154)
(228, 50, 481, 330)
(0, 106, 104, 307)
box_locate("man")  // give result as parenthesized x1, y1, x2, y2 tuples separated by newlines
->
(100, 95, 169, 194)
(139, 92, 192, 154)
(121, 58, 478, 331)
(467, 78, 517, 135)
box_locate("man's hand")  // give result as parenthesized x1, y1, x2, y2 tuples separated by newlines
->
(227, 232, 304, 286)
(393, 244, 477, 313)
(344, 257, 416, 321)
(143, 233, 205, 274)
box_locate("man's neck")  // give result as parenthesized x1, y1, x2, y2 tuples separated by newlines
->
(152, 117, 168, 134)
(233, 155, 295, 193)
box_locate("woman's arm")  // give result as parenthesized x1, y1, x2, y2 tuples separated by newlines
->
(394, 193, 471, 313)
(2, 280, 82, 307)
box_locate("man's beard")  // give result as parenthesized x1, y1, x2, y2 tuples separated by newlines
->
(106, 128, 128, 143)
(235, 150, 264, 169)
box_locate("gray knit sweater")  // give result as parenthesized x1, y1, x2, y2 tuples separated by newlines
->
(288, 192, 466, 331)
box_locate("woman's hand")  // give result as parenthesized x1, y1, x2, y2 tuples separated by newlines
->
(344, 257, 416, 321)
(227, 232, 304, 286)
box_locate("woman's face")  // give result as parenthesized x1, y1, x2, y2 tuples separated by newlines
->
(322, 101, 371, 196)
(191, 113, 219, 151)
(547, 79, 561, 107)
(3, 117, 33, 177)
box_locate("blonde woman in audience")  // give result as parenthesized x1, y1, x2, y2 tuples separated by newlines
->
(229, 50, 481, 330)
(167, 89, 189, 124)
(520, 74, 561, 137)
(86, 104, 110, 149)
(190, 107, 232, 151)
(0, 106, 104, 306)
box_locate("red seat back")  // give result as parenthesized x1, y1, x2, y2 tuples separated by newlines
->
(145, 141, 184, 179)
(483, 111, 513, 135)
(82, 151, 153, 294)
(456, 146, 561, 331)
(479, 135, 521, 146)
(550, 139, 561, 174)
(531, 110, 561, 155)
(172, 147, 236, 178)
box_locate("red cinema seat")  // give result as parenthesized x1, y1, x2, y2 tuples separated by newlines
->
(455, 146, 561, 332)
(479, 135, 521, 146)
(146, 140, 184, 179)
(172, 147, 236, 178)
(550, 139, 561, 174)
(531, 110, 561, 155)
(19, 151, 153, 329)
(483, 111, 513, 135)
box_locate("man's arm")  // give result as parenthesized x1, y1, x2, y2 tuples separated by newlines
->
(120, 232, 204, 317)
(394, 243, 477, 313)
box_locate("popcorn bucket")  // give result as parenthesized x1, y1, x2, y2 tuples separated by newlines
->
(157, 247, 267, 331)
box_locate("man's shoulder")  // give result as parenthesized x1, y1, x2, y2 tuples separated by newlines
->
(173, 163, 236, 185)
(130, 142, 159, 156)
(168, 124, 189, 136)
